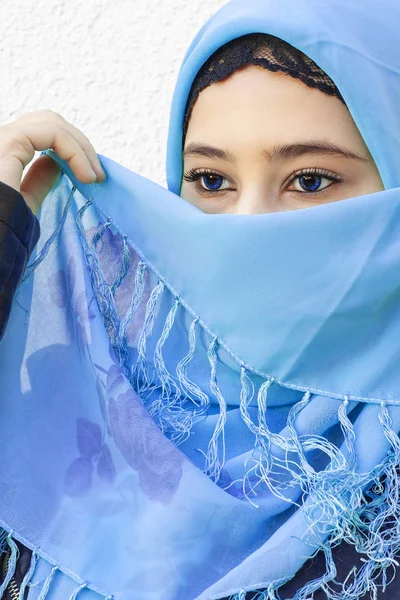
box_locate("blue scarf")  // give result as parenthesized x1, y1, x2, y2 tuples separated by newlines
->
(0, 0, 400, 598)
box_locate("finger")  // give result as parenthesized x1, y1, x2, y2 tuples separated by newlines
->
(18, 110, 106, 181)
(0, 152, 25, 193)
(20, 154, 63, 215)
(2, 122, 98, 186)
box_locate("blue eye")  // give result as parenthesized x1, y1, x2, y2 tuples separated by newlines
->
(182, 167, 341, 197)
(182, 169, 232, 193)
(298, 174, 323, 193)
(291, 170, 341, 195)
(200, 173, 224, 190)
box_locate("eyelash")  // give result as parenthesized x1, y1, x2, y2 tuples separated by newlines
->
(182, 167, 343, 197)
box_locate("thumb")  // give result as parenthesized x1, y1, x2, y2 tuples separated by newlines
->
(20, 154, 63, 216)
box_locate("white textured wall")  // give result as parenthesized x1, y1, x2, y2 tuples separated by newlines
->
(0, 0, 227, 188)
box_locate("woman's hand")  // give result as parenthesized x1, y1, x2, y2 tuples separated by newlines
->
(0, 110, 106, 216)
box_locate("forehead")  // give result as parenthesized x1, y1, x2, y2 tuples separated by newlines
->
(185, 65, 359, 150)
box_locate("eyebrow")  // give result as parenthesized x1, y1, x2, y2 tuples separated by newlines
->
(183, 141, 369, 163)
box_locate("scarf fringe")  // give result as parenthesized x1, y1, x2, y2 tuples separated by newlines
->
(37, 566, 58, 600)
(19, 551, 38, 600)
(16, 188, 400, 599)
(68, 582, 88, 600)
(0, 529, 115, 600)
(76, 202, 400, 599)
(118, 260, 147, 368)
(0, 534, 18, 597)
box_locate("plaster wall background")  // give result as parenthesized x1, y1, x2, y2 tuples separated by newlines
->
(0, 0, 227, 188)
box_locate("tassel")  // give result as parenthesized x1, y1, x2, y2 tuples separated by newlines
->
(256, 377, 277, 452)
(257, 391, 306, 508)
(266, 584, 279, 600)
(36, 566, 58, 600)
(294, 545, 337, 600)
(148, 298, 205, 444)
(110, 235, 130, 296)
(68, 582, 87, 600)
(16, 182, 75, 295)
(204, 337, 227, 482)
(176, 316, 210, 414)
(116, 261, 147, 371)
(131, 280, 165, 397)
(0, 534, 18, 598)
(152, 297, 181, 404)
(91, 219, 111, 251)
(19, 551, 38, 600)
(76, 200, 121, 344)
(337, 395, 357, 471)
(240, 374, 302, 508)
(286, 390, 315, 479)
(239, 367, 266, 507)
(379, 400, 400, 461)
(147, 312, 213, 446)
(239, 367, 257, 438)
(119, 261, 147, 343)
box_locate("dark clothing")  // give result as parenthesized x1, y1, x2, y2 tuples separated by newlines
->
(0, 180, 396, 598)
(0, 179, 38, 596)
(0, 541, 394, 600)
(0, 180, 40, 341)
(239, 541, 392, 599)
(0, 540, 32, 600)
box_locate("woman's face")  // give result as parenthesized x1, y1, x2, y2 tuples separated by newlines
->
(180, 65, 384, 214)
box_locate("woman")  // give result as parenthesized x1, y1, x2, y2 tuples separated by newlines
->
(180, 33, 384, 214)
(0, 0, 399, 598)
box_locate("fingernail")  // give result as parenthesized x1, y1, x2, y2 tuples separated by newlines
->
(97, 168, 107, 182)
(89, 168, 97, 182)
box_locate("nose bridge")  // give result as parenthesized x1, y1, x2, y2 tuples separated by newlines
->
(234, 182, 278, 214)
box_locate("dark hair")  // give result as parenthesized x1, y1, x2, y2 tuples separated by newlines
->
(182, 33, 346, 140)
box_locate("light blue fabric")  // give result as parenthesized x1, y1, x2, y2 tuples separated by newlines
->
(0, 0, 399, 599)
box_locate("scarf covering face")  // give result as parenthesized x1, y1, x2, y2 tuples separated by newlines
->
(0, 0, 400, 598)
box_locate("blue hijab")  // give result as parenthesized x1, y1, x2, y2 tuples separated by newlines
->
(0, 0, 400, 598)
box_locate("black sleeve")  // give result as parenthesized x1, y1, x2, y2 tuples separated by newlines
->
(0, 180, 40, 341)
